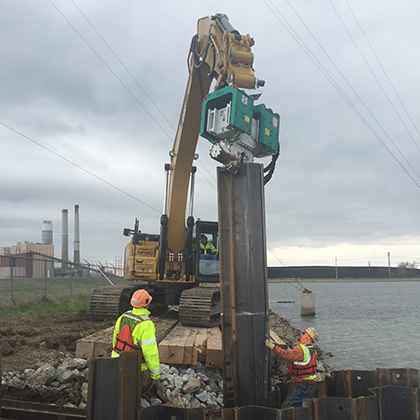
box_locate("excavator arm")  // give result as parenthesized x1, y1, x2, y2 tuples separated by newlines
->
(165, 14, 259, 260)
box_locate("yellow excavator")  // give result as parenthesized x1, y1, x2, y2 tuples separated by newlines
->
(90, 14, 279, 326)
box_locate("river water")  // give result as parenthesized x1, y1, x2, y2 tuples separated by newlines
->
(268, 281, 420, 371)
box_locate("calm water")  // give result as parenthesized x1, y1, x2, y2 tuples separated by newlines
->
(268, 281, 420, 371)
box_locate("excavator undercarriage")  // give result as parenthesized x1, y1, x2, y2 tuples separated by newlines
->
(90, 282, 220, 327)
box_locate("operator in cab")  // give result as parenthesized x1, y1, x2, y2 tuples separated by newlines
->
(112, 289, 160, 391)
(200, 234, 216, 255)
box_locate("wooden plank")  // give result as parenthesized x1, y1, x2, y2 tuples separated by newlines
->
(195, 328, 208, 362)
(183, 329, 198, 365)
(75, 315, 178, 360)
(206, 327, 222, 369)
(269, 329, 287, 350)
(75, 326, 114, 359)
(155, 317, 179, 344)
(158, 324, 194, 365)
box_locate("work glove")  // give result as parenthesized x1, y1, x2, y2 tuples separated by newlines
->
(265, 339, 275, 350)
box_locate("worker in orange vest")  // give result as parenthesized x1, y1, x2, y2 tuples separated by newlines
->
(265, 327, 318, 408)
(112, 289, 160, 391)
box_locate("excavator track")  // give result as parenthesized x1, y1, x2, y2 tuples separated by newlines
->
(179, 286, 221, 327)
(90, 285, 140, 320)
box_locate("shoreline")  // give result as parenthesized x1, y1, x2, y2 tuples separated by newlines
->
(268, 277, 420, 283)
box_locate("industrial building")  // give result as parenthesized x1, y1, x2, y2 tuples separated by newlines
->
(0, 240, 54, 278)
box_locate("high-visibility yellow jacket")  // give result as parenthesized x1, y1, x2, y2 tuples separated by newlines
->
(111, 307, 160, 379)
(200, 241, 216, 254)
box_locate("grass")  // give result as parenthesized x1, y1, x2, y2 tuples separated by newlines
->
(0, 295, 90, 318)
(0, 275, 126, 309)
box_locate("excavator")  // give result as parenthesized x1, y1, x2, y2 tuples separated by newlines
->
(90, 13, 280, 327)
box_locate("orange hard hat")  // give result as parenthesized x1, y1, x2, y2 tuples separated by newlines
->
(130, 289, 153, 308)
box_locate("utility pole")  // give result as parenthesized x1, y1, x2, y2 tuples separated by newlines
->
(388, 252, 391, 279)
(4, 248, 16, 307)
(368, 261, 371, 279)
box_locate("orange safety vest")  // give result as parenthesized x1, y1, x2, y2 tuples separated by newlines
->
(112, 311, 149, 362)
(288, 344, 317, 381)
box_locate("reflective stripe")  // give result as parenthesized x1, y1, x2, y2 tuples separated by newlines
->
(290, 344, 317, 381)
(123, 313, 150, 323)
(140, 338, 157, 346)
(150, 367, 160, 374)
(294, 344, 311, 366)
(123, 314, 143, 322)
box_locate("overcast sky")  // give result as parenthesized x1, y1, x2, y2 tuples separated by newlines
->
(1, 0, 419, 269)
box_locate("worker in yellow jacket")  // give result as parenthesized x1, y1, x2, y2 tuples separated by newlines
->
(112, 289, 160, 389)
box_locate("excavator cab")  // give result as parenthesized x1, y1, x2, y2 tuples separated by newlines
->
(193, 219, 219, 282)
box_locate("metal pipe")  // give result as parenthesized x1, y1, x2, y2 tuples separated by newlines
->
(4, 248, 15, 307)
(188, 166, 197, 217)
(74, 205, 80, 265)
(61, 209, 69, 270)
(163, 163, 170, 215)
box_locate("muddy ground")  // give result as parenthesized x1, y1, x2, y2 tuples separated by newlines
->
(0, 310, 115, 373)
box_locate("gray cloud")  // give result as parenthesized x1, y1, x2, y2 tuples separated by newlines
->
(1, 0, 420, 267)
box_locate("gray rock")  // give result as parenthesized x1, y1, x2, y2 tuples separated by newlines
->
(56, 367, 83, 384)
(141, 398, 150, 408)
(182, 377, 202, 394)
(26, 371, 51, 386)
(186, 368, 195, 376)
(66, 358, 87, 369)
(149, 397, 162, 406)
(80, 382, 89, 402)
(208, 378, 219, 392)
(197, 372, 209, 383)
(165, 374, 175, 386)
(169, 367, 179, 375)
(183, 392, 192, 402)
(168, 390, 184, 407)
(190, 397, 205, 408)
(37, 385, 62, 402)
(63, 402, 78, 409)
(195, 390, 210, 403)
(174, 376, 184, 392)
(9, 376, 26, 390)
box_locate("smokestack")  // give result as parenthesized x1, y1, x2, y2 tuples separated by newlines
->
(42, 220, 53, 245)
(62, 209, 68, 270)
(74, 205, 80, 264)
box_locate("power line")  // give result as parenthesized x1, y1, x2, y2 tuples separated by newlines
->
(57, 0, 217, 189)
(263, 0, 420, 190)
(344, 0, 420, 145)
(0, 121, 161, 214)
(328, 0, 420, 167)
(48, 0, 175, 142)
(267, 244, 305, 291)
(69, 0, 175, 133)
(284, 0, 420, 181)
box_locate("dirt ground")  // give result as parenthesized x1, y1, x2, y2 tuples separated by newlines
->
(0, 308, 327, 375)
(0, 310, 115, 373)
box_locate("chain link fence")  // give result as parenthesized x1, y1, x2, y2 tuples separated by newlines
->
(0, 253, 127, 308)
